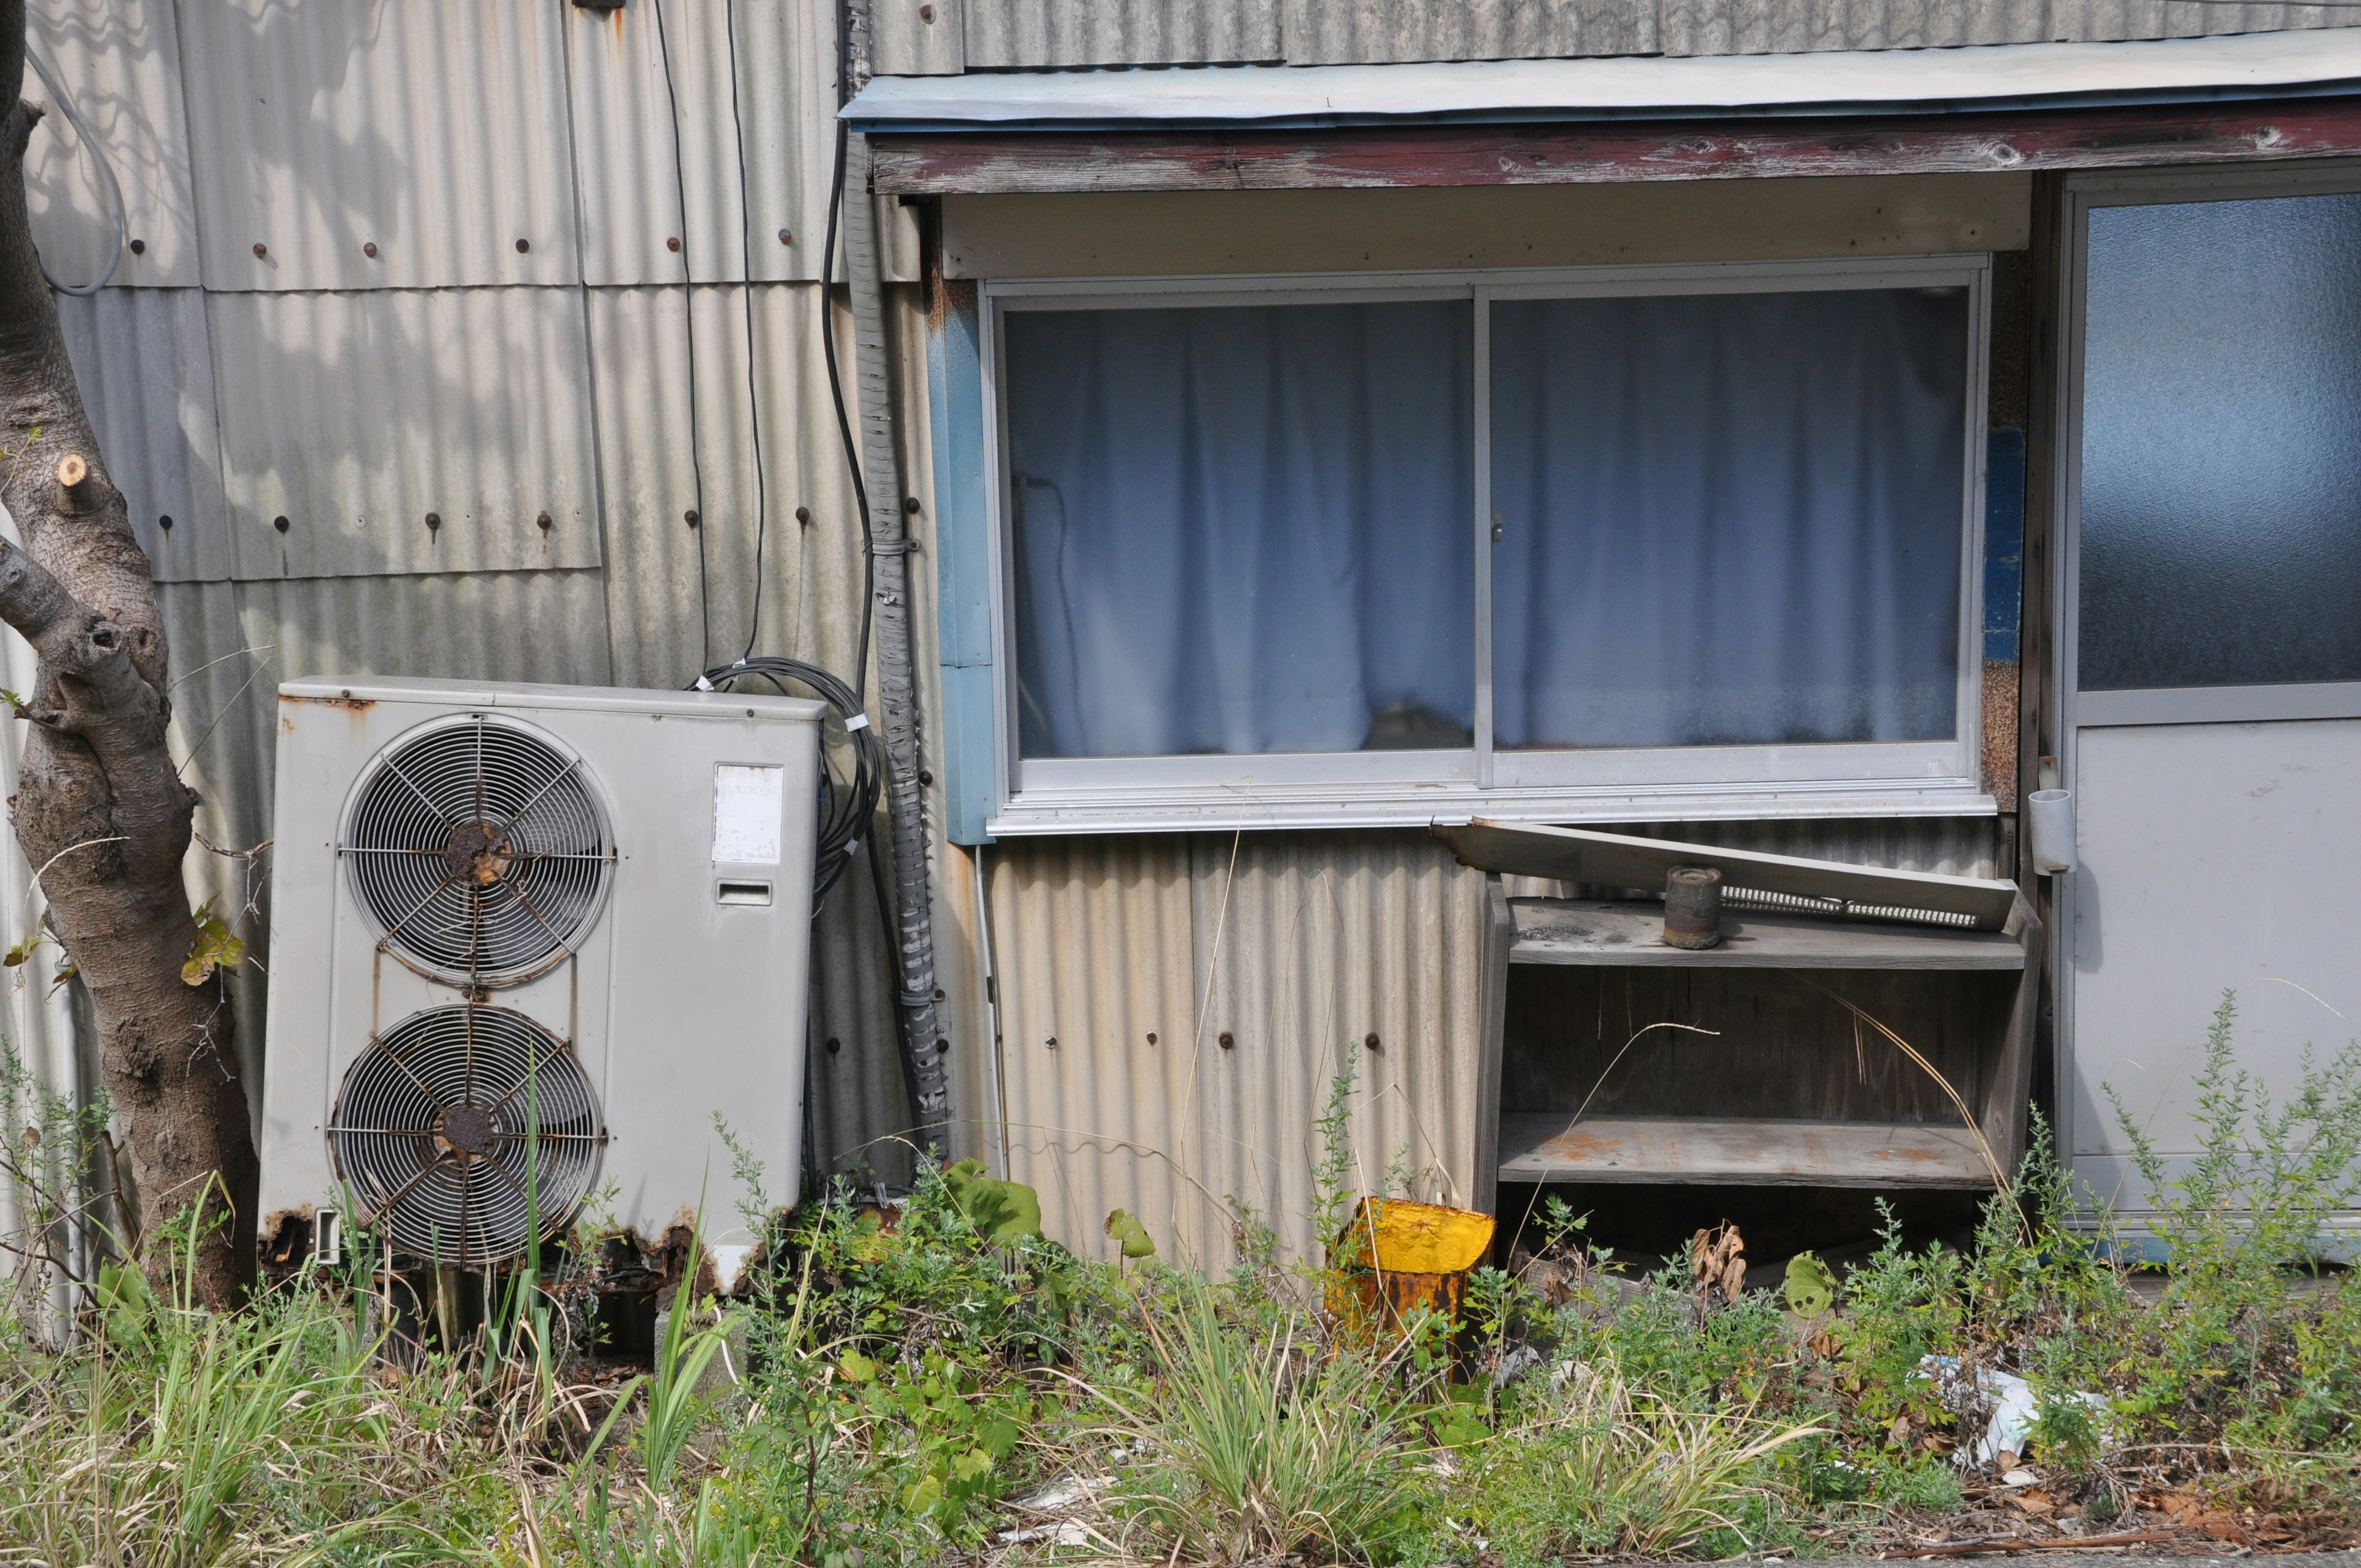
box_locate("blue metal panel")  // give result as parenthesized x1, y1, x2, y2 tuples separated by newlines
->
(1983, 426, 2025, 664)
(928, 279, 997, 844)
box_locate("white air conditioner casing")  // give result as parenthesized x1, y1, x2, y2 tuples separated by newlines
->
(258, 676, 822, 1266)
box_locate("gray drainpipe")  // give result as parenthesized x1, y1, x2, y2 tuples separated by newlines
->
(841, 130, 951, 1153)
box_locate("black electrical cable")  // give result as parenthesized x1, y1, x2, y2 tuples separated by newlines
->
(695, 657, 883, 902)
(722, 0, 771, 662)
(651, 0, 713, 667)
(819, 119, 877, 707)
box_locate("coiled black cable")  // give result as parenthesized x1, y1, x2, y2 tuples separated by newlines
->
(695, 657, 883, 903)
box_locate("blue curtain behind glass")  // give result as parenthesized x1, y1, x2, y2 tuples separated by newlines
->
(1490, 288, 1968, 750)
(1005, 302, 1474, 760)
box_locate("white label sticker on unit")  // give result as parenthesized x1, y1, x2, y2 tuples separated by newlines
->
(713, 764, 783, 865)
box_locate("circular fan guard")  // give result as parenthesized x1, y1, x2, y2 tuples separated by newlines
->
(343, 716, 615, 985)
(330, 1005, 604, 1267)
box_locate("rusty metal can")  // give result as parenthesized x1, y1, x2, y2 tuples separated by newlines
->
(1663, 865, 1723, 949)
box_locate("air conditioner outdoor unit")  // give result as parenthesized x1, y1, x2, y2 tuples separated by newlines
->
(257, 676, 822, 1269)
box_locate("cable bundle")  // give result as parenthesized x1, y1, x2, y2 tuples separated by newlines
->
(695, 657, 885, 902)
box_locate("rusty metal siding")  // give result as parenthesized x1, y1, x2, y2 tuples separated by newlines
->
(964, 0, 1285, 66)
(990, 830, 1497, 1269)
(205, 288, 604, 580)
(1281, 0, 1656, 63)
(567, 0, 840, 287)
(23, 0, 201, 288)
(176, 0, 582, 293)
(1275, 0, 2347, 64)
(52, 288, 229, 582)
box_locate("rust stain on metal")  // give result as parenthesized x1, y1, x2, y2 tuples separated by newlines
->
(282, 691, 377, 712)
(1538, 1127, 1621, 1160)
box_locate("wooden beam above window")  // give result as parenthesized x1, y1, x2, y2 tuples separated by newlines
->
(871, 97, 2361, 196)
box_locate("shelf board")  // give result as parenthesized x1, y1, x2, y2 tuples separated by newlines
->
(1510, 898, 2025, 970)
(1498, 1112, 1996, 1188)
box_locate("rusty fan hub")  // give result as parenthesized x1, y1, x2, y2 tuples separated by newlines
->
(441, 820, 515, 887)
(435, 1103, 500, 1160)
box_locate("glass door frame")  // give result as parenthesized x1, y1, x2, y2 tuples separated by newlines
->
(2053, 160, 2361, 1188)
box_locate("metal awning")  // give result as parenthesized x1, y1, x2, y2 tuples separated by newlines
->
(845, 30, 2361, 132)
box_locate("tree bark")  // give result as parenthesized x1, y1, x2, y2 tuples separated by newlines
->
(1, 0, 255, 1309)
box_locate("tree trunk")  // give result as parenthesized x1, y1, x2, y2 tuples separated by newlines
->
(1, 0, 255, 1310)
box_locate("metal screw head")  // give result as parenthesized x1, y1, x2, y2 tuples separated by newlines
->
(903, 495, 922, 515)
(919, 3, 934, 19)
(794, 505, 810, 525)
(424, 511, 441, 531)
(272, 515, 290, 533)
(666, 236, 681, 253)
(936, 1037, 950, 1056)
(251, 242, 267, 258)
(1364, 1032, 1381, 1052)
(363, 241, 378, 258)
(1145, 1031, 1158, 1045)
(128, 238, 145, 255)
(1045, 1035, 1058, 1050)
(1218, 1031, 1235, 1050)
(515, 237, 530, 254)
(536, 510, 553, 531)
(825, 1035, 841, 1055)
(778, 229, 792, 245)
(917, 767, 933, 786)
(158, 513, 173, 532)
(682, 508, 699, 529)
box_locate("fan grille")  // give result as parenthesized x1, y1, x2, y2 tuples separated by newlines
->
(330, 1005, 604, 1267)
(344, 717, 614, 984)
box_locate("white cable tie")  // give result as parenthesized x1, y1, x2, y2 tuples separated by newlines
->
(694, 675, 714, 691)
(844, 712, 869, 731)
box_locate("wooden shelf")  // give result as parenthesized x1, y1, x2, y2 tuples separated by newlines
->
(1510, 898, 2025, 971)
(1498, 1112, 1995, 1188)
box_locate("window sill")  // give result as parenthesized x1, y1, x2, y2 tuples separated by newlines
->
(984, 777, 1996, 836)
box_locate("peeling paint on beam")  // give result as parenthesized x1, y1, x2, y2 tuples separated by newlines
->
(869, 97, 2361, 194)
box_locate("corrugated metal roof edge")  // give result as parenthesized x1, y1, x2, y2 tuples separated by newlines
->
(843, 28, 2361, 130)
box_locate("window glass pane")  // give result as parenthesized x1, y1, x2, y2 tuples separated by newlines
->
(2079, 194, 2361, 691)
(1005, 301, 1474, 760)
(1492, 288, 1968, 750)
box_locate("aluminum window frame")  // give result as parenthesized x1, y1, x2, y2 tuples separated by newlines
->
(981, 256, 1994, 836)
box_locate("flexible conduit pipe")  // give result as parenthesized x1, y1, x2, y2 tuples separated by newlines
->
(840, 135, 952, 1153)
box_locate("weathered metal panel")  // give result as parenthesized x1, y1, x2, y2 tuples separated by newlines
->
(52, 287, 231, 582)
(991, 830, 1496, 1269)
(2065, 719, 2361, 1216)
(206, 287, 602, 580)
(1495, 815, 2001, 899)
(585, 282, 868, 686)
(177, 0, 580, 292)
(566, 0, 840, 286)
(872, 0, 968, 75)
(1277, 0, 2339, 62)
(965, 0, 1284, 66)
(1282, 0, 1655, 64)
(25, 0, 201, 288)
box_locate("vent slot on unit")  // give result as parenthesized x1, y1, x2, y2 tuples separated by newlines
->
(330, 1004, 606, 1266)
(343, 716, 617, 986)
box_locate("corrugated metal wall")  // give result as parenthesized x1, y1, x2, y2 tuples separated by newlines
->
(16, 0, 937, 1186)
(987, 830, 1503, 1270)
(869, 0, 2355, 69)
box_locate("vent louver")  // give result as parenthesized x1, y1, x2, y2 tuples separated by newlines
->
(329, 1004, 604, 1266)
(342, 716, 615, 985)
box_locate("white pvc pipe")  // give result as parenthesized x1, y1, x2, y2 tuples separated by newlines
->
(2027, 788, 2077, 876)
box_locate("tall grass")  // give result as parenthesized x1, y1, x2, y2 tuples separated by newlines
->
(1084, 1278, 1433, 1565)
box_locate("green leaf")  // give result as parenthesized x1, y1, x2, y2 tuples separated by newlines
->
(1104, 1206, 1157, 1259)
(941, 1158, 1042, 1245)
(181, 897, 247, 986)
(1784, 1249, 1837, 1320)
(3, 930, 41, 967)
(838, 1349, 878, 1384)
